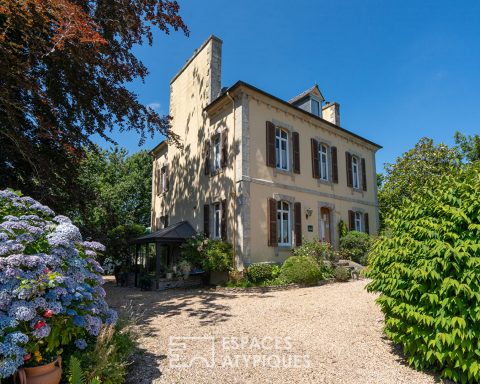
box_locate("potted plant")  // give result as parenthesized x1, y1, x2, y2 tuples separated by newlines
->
(202, 240, 233, 285)
(139, 274, 153, 290)
(178, 260, 191, 279)
(166, 267, 174, 280)
(16, 353, 62, 384)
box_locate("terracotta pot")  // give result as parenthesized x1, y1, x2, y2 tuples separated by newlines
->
(17, 357, 62, 384)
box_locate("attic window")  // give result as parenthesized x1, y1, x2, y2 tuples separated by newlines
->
(311, 99, 320, 116)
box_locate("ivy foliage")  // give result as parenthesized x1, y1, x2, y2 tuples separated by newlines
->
(367, 162, 480, 383)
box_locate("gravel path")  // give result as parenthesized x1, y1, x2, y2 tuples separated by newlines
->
(105, 280, 440, 384)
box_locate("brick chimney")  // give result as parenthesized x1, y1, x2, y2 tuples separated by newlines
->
(322, 102, 340, 126)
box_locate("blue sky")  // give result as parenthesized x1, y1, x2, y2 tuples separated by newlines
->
(97, 0, 480, 172)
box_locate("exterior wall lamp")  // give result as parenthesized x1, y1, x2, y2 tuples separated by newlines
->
(305, 208, 313, 219)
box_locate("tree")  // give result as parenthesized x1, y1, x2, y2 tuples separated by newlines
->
(454, 131, 480, 163)
(0, 0, 187, 213)
(71, 147, 152, 247)
(378, 137, 461, 223)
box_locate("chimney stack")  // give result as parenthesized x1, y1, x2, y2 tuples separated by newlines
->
(322, 102, 340, 126)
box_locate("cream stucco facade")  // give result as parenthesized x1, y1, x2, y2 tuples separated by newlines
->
(151, 35, 381, 269)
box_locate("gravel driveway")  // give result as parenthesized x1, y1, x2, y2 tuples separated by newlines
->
(105, 280, 440, 384)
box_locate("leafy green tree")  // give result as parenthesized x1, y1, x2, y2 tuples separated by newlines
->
(367, 162, 480, 383)
(106, 224, 146, 264)
(454, 131, 480, 162)
(378, 137, 461, 224)
(0, 0, 187, 213)
(70, 147, 152, 252)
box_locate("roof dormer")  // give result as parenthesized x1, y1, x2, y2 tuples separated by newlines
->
(288, 84, 325, 117)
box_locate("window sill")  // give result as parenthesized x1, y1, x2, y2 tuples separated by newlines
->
(317, 179, 333, 187)
(274, 168, 292, 177)
(210, 168, 225, 177)
(276, 245, 292, 250)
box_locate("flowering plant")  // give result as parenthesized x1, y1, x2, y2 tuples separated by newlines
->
(180, 234, 232, 272)
(0, 190, 117, 378)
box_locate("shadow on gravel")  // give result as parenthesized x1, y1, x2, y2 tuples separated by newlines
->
(125, 348, 165, 384)
(382, 335, 443, 383)
(105, 284, 274, 334)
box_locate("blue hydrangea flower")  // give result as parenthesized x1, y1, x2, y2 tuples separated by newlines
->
(74, 339, 88, 350)
(0, 190, 117, 378)
(32, 323, 51, 339)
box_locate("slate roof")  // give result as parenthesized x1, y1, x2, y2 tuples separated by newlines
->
(133, 221, 196, 244)
(288, 84, 325, 104)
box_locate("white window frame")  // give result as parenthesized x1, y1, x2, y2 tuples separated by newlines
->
(354, 211, 363, 232)
(277, 200, 291, 246)
(352, 156, 360, 189)
(319, 144, 329, 181)
(275, 128, 289, 171)
(213, 203, 221, 239)
(213, 134, 221, 171)
(160, 167, 167, 193)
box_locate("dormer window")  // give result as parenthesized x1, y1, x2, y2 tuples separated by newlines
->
(311, 99, 320, 116)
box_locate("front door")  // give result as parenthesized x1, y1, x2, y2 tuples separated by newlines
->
(319, 207, 331, 243)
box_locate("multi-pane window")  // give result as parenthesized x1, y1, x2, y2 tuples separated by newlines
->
(352, 156, 360, 189)
(311, 99, 320, 116)
(161, 166, 167, 193)
(319, 144, 329, 181)
(354, 211, 362, 231)
(277, 200, 291, 246)
(213, 203, 221, 239)
(213, 134, 221, 171)
(275, 128, 289, 171)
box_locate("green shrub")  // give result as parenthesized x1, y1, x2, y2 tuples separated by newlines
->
(339, 231, 371, 265)
(179, 233, 205, 267)
(292, 238, 336, 263)
(246, 262, 278, 283)
(202, 240, 233, 272)
(334, 266, 350, 282)
(367, 163, 480, 383)
(338, 220, 348, 238)
(181, 235, 233, 272)
(66, 314, 137, 384)
(278, 256, 323, 286)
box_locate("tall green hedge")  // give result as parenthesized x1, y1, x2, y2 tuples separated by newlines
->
(367, 163, 480, 383)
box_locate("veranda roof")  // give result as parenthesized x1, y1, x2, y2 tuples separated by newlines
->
(132, 221, 196, 244)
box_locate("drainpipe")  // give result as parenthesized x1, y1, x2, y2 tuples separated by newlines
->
(226, 91, 237, 269)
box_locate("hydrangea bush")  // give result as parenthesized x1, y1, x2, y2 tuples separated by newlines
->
(0, 190, 117, 378)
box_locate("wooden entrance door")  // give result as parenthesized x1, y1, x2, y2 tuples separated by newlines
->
(320, 207, 331, 243)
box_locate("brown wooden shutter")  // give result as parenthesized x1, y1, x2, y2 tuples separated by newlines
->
(268, 198, 277, 246)
(204, 141, 211, 175)
(165, 166, 170, 192)
(156, 167, 160, 195)
(266, 121, 276, 168)
(331, 146, 338, 184)
(361, 158, 367, 191)
(346, 152, 353, 187)
(221, 199, 227, 240)
(311, 138, 319, 179)
(292, 132, 300, 174)
(364, 213, 369, 234)
(203, 204, 210, 237)
(348, 210, 355, 231)
(294, 202, 302, 246)
(221, 130, 228, 168)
